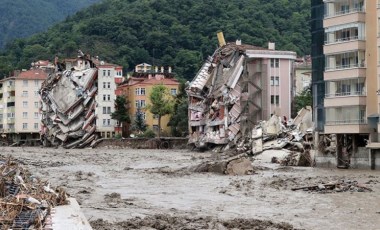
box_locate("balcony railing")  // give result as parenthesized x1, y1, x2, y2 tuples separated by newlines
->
(325, 90, 366, 98)
(326, 119, 367, 125)
(324, 36, 365, 45)
(325, 63, 365, 71)
(325, 7, 364, 18)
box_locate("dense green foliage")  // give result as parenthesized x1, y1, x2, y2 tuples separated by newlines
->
(148, 85, 175, 137)
(294, 88, 312, 112)
(0, 0, 102, 49)
(131, 107, 147, 133)
(169, 83, 189, 137)
(0, 0, 310, 79)
(111, 95, 130, 124)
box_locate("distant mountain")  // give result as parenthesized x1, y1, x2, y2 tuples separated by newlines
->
(0, 0, 102, 48)
(0, 0, 311, 80)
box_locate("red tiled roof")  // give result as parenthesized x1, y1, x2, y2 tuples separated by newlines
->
(17, 69, 48, 80)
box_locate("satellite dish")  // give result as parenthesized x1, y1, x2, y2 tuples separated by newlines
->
(130, 134, 135, 138)
(100, 61, 105, 65)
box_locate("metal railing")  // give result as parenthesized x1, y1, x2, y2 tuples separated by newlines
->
(325, 7, 364, 18)
(325, 90, 366, 97)
(326, 119, 367, 125)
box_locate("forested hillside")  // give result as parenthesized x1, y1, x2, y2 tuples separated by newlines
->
(0, 0, 311, 80)
(0, 0, 102, 48)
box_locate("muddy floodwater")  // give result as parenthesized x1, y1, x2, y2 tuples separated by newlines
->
(1, 146, 380, 230)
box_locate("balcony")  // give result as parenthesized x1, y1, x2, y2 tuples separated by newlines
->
(324, 12, 365, 28)
(324, 123, 369, 134)
(324, 39, 365, 54)
(324, 67, 366, 80)
(325, 96, 366, 107)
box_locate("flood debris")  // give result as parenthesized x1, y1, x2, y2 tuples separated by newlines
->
(291, 179, 373, 193)
(39, 51, 99, 148)
(0, 156, 68, 229)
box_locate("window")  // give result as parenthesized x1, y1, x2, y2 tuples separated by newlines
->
(22, 91, 28, 97)
(107, 70, 111, 76)
(135, 88, 146, 95)
(8, 124, 14, 130)
(107, 82, 111, 88)
(103, 107, 111, 114)
(7, 113, 14, 118)
(22, 112, 27, 118)
(103, 119, 111, 126)
(22, 123, 27, 130)
(270, 58, 279, 68)
(135, 100, 146, 108)
(34, 91, 39, 97)
(34, 102, 39, 108)
(8, 81, 13, 86)
(23, 80, 28, 87)
(23, 101, 28, 108)
(34, 123, 39, 129)
(34, 112, 39, 119)
(103, 70, 106, 76)
(103, 94, 111, 101)
(34, 80, 39, 87)
(170, 88, 177, 95)
(271, 95, 280, 105)
(142, 112, 146, 120)
(270, 77, 279, 86)
(103, 82, 106, 88)
(0, 114, 2, 120)
(153, 114, 159, 119)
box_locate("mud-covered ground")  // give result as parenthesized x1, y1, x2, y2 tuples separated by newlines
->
(1, 146, 380, 230)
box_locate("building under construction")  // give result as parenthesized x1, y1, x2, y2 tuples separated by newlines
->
(186, 35, 296, 149)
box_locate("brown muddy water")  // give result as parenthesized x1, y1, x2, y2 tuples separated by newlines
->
(1, 146, 380, 230)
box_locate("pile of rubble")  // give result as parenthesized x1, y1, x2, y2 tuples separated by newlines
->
(39, 52, 99, 148)
(0, 156, 68, 229)
(291, 179, 373, 193)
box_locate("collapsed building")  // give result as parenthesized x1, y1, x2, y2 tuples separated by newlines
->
(39, 52, 122, 148)
(186, 36, 297, 150)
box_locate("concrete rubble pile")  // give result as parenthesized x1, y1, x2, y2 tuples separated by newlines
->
(253, 106, 314, 166)
(40, 52, 99, 148)
(0, 156, 68, 229)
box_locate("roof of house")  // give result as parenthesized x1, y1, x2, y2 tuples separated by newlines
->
(17, 69, 48, 80)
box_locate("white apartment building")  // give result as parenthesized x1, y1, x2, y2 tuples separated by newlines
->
(0, 69, 47, 142)
(95, 63, 123, 138)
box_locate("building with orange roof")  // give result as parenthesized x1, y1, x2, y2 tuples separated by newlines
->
(117, 66, 180, 136)
(0, 68, 48, 143)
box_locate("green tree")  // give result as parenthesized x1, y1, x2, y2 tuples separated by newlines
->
(168, 82, 188, 137)
(148, 84, 175, 137)
(132, 107, 147, 133)
(111, 95, 130, 126)
(294, 88, 312, 112)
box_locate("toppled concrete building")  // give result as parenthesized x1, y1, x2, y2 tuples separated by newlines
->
(187, 38, 296, 150)
(40, 53, 98, 148)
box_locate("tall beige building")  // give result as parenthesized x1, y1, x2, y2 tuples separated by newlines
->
(313, 0, 380, 169)
(0, 69, 47, 143)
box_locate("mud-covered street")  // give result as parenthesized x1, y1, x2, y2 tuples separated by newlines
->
(1, 146, 380, 230)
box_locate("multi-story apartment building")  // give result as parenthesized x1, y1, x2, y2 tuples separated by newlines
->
(0, 69, 47, 143)
(187, 41, 296, 147)
(312, 0, 380, 169)
(117, 65, 179, 136)
(95, 63, 123, 138)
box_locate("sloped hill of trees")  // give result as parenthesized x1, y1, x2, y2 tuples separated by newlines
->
(0, 0, 102, 49)
(0, 0, 310, 79)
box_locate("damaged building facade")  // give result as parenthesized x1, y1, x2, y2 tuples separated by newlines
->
(187, 37, 296, 149)
(39, 53, 122, 148)
(312, 0, 380, 169)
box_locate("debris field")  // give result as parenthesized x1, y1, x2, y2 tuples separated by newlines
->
(2, 147, 380, 230)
